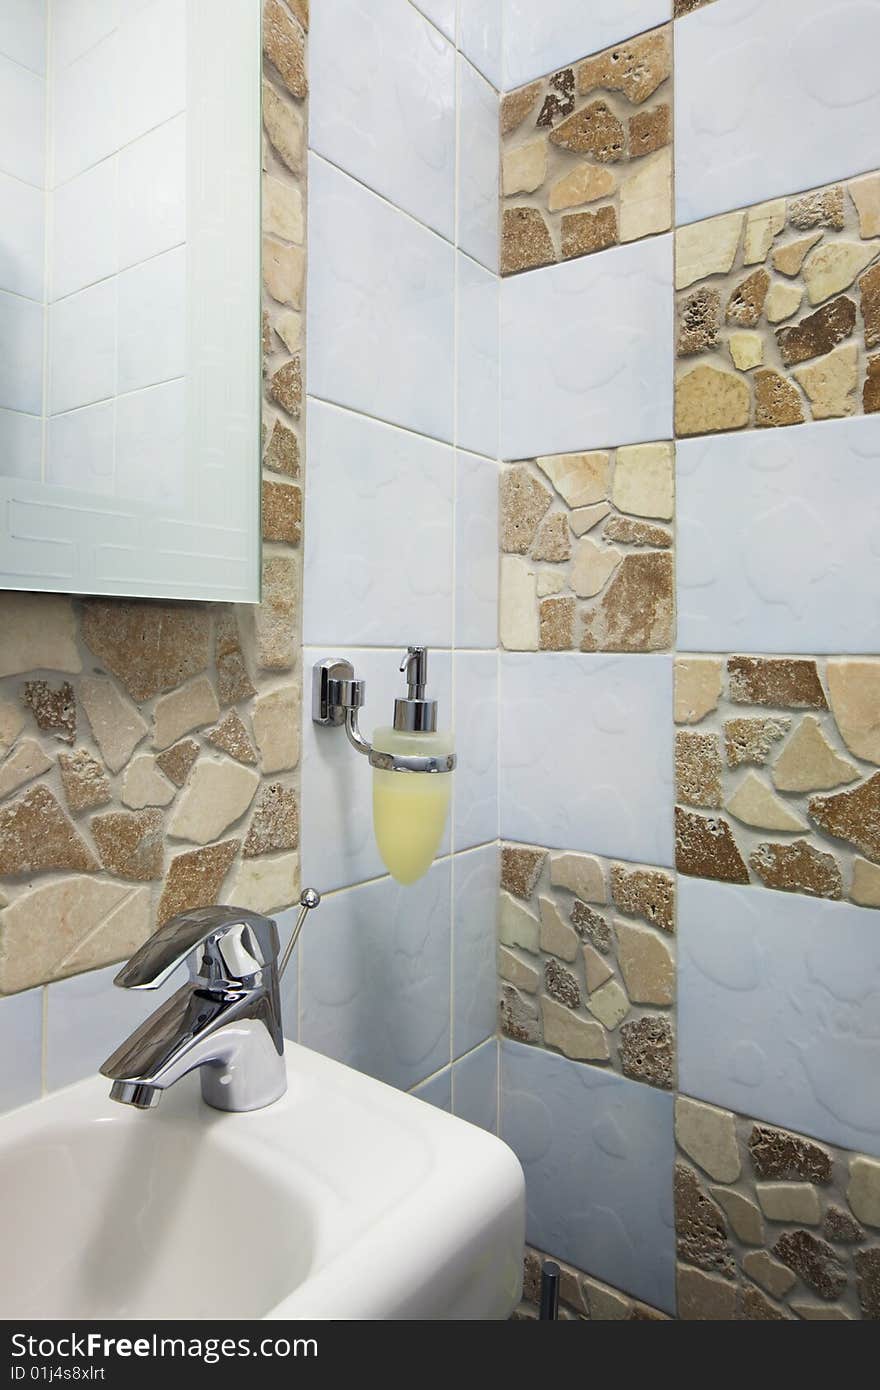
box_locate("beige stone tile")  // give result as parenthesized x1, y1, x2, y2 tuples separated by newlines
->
(538, 896, 579, 961)
(570, 537, 621, 598)
(585, 977, 629, 1029)
(169, 759, 260, 845)
(0, 739, 51, 800)
(802, 239, 880, 305)
(771, 715, 858, 792)
(728, 331, 763, 370)
(252, 685, 300, 774)
(772, 231, 823, 276)
(675, 364, 750, 435)
(121, 755, 176, 809)
(502, 141, 547, 196)
(847, 1156, 880, 1228)
(675, 1096, 741, 1182)
(262, 173, 303, 243)
(764, 280, 803, 323)
(710, 1186, 764, 1244)
(743, 198, 786, 264)
(547, 164, 616, 213)
(725, 771, 808, 832)
(849, 172, 880, 238)
(0, 594, 81, 677)
(0, 877, 150, 992)
(498, 891, 540, 953)
(535, 452, 609, 507)
(80, 677, 148, 774)
(851, 857, 880, 907)
(153, 677, 220, 751)
(827, 659, 880, 763)
(549, 851, 605, 903)
(541, 995, 609, 1061)
(675, 211, 744, 290)
(618, 147, 672, 243)
(612, 441, 673, 520)
(225, 852, 298, 915)
(499, 946, 540, 994)
(500, 555, 539, 651)
(756, 1182, 821, 1225)
(674, 657, 723, 725)
(262, 79, 304, 175)
(614, 919, 673, 1005)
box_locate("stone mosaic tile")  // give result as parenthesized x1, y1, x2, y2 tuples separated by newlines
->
(515, 1247, 670, 1320)
(0, 26, 307, 994)
(674, 172, 880, 435)
(675, 1097, 880, 1319)
(674, 654, 880, 908)
(498, 843, 676, 1090)
(500, 25, 672, 275)
(499, 444, 674, 653)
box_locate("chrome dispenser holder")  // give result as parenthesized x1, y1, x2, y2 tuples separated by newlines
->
(311, 647, 456, 774)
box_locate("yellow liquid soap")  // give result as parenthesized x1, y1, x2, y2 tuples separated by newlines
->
(371, 727, 453, 885)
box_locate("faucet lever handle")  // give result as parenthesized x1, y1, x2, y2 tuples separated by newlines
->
(113, 905, 280, 992)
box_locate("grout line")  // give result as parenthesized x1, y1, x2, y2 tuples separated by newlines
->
(408, 1031, 495, 1095)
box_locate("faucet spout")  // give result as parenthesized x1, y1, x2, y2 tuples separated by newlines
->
(109, 1080, 162, 1109)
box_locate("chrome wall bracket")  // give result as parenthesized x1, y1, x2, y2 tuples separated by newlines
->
(311, 653, 456, 774)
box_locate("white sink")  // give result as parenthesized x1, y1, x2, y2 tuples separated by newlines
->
(0, 1041, 524, 1320)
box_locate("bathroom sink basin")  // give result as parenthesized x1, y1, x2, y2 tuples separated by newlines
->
(0, 1041, 524, 1321)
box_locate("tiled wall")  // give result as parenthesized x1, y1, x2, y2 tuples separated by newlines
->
(497, 0, 880, 1321)
(299, 0, 501, 1118)
(0, 1, 306, 1108)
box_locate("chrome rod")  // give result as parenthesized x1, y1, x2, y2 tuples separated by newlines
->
(279, 887, 322, 979)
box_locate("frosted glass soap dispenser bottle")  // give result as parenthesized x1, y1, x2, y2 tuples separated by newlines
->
(372, 648, 454, 885)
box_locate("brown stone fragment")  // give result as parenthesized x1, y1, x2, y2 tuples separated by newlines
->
(865, 354, 880, 412)
(773, 1230, 846, 1300)
(549, 102, 625, 162)
(501, 467, 553, 553)
(749, 839, 843, 899)
(726, 269, 770, 327)
(676, 731, 722, 808)
(823, 1206, 863, 1243)
(776, 295, 856, 366)
(522, 1250, 542, 1304)
(789, 186, 845, 231)
(58, 749, 111, 813)
(620, 1015, 673, 1088)
(287, 0, 308, 31)
(544, 958, 580, 1009)
(675, 807, 750, 883)
(81, 602, 210, 702)
(580, 552, 673, 653)
(854, 1247, 880, 1318)
(501, 207, 556, 275)
(243, 783, 299, 856)
(206, 711, 257, 766)
(499, 983, 541, 1043)
(155, 740, 199, 787)
(809, 773, 880, 861)
(92, 809, 163, 882)
(724, 716, 790, 768)
(675, 1164, 734, 1275)
(535, 69, 575, 128)
(501, 845, 546, 899)
(677, 287, 721, 355)
(269, 357, 302, 417)
(860, 262, 880, 349)
(628, 104, 670, 156)
(754, 368, 805, 426)
(214, 612, 256, 706)
(256, 554, 299, 671)
(577, 29, 671, 105)
(501, 81, 542, 136)
(262, 0, 307, 99)
(21, 681, 75, 744)
(531, 513, 571, 562)
(728, 656, 827, 709)
(0, 785, 98, 875)
(539, 597, 575, 650)
(674, 0, 715, 13)
(674, 363, 751, 435)
(570, 899, 613, 952)
(157, 839, 240, 926)
(262, 479, 301, 544)
(610, 863, 674, 933)
(263, 417, 300, 477)
(748, 1124, 832, 1183)
(602, 516, 671, 547)
(741, 1286, 788, 1320)
(561, 205, 618, 259)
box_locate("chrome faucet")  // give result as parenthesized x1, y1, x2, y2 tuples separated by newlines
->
(101, 894, 319, 1114)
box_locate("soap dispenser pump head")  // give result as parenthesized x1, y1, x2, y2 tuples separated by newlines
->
(393, 646, 437, 733)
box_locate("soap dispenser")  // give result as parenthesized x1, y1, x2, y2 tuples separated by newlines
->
(372, 648, 454, 885)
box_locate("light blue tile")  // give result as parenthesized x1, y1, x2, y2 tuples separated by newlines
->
(500, 1039, 675, 1313)
(504, 0, 669, 89)
(679, 877, 880, 1157)
(456, 253, 499, 460)
(459, 0, 502, 88)
(452, 655, 498, 850)
(413, 1066, 453, 1111)
(46, 962, 183, 1093)
(453, 1039, 497, 1132)
(457, 58, 498, 271)
(301, 860, 452, 1091)
(500, 653, 674, 868)
(0, 986, 42, 1114)
(452, 843, 497, 1056)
